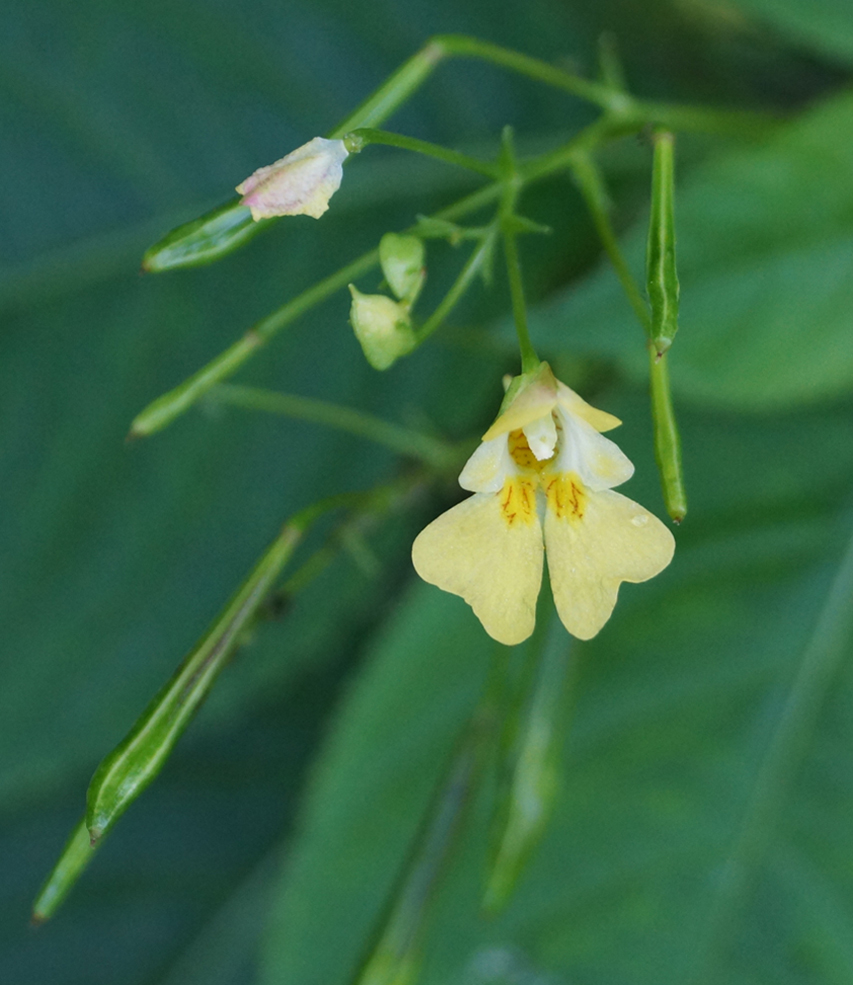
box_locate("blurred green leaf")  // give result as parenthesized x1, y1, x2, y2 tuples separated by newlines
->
(260, 390, 853, 985)
(525, 91, 853, 409)
(722, 0, 853, 66)
(4, 0, 852, 981)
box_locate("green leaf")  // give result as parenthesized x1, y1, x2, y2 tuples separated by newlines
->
(724, 0, 853, 67)
(260, 390, 853, 985)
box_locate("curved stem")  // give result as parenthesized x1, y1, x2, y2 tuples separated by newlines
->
(415, 224, 500, 344)
(502, 228, 538, 375)
(433, 34, 627, 114)
(207, 383, 455, 470)
(344, 128, 499, 179)
(568, 151, 651, 335)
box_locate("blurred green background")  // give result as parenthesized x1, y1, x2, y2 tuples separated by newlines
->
(4, 0, 853, 982)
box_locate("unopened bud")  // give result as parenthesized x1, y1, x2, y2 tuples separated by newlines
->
(348, 285, 416, 371)
(379, 233, 426, 304)
(236, 137, 348, 220)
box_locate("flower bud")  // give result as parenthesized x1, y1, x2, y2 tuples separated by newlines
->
(379, 233, 426, 304)
(236, 137, 348, 220)
(348, 285, 416, 371)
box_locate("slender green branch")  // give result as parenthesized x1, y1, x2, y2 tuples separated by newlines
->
(143, 35, 772, 272)
(433, 34, 628, 114)
(331, 40, 447, 135)
(132, 184, 506, 439)
(415, 224, 500, 344)
(645, 131, 687, 521)
(649, 350, 687, 523)
(519, 114, 640, 184)
(597, 32, 628, 93)
(498, 127, 539, 374)
(568, 151, 651, 334)
(130, 249, 379, 438)
(344, 128, 499, 179)
(207, 383, 456, 470)
(502, 230, 538, 374)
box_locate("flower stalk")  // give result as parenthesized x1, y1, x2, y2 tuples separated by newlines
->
(206, 383, 456, 469)
(646, 129, 687, 522)
(498, 127, 540, 375)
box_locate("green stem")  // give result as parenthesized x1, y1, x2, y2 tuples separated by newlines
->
(207, 383, 455, 469)
(645, 131, 686, 521)
(597, 32, 628, 93)
(433, 34, 627, 114)
(649, 349, 687, 523)
(520, 113, 639, 183)
(568, 151, 651, 334)
(498, 127, 539, 374)
(415, 224, 499, 344)
(330, 40, 448, 136)
(344, 128, 499, 179)
(130, 249, 379, 438)
(143, 35, 771, 273)
(132, 184, 505, 439)
(502, 229, 538, 374)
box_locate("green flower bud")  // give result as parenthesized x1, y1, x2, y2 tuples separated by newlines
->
(348, 285, 416, 370)
(379, 233, 426, 304)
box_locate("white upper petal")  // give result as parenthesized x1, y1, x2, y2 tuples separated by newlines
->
(552, 406, 634, 491)
(458, 435, 518, 493)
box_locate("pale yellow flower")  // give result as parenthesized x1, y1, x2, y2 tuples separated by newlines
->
(236, 137, 348, 220)
(411, 363, 675, 645)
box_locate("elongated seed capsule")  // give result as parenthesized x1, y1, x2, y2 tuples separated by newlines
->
(646, 129, 680, 355)
(85, 517, 311, 843)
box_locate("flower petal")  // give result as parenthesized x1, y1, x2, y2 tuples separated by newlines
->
(412, 487, 544, 646)
(482, 363, 558, 441)
(544, 483, 675, 640)
(553, 408, 634, 491)
(556, 380, 621, 432)
(236, 137, 348, 220)
(458, 435, 516, 493)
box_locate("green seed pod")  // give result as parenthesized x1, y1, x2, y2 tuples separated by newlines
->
(348, 285, 416, 370)
(141, 201, 269, 272)
(379, 233, 426, 304)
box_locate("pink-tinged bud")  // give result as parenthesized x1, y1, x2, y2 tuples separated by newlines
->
(236, 137, 349, 220)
